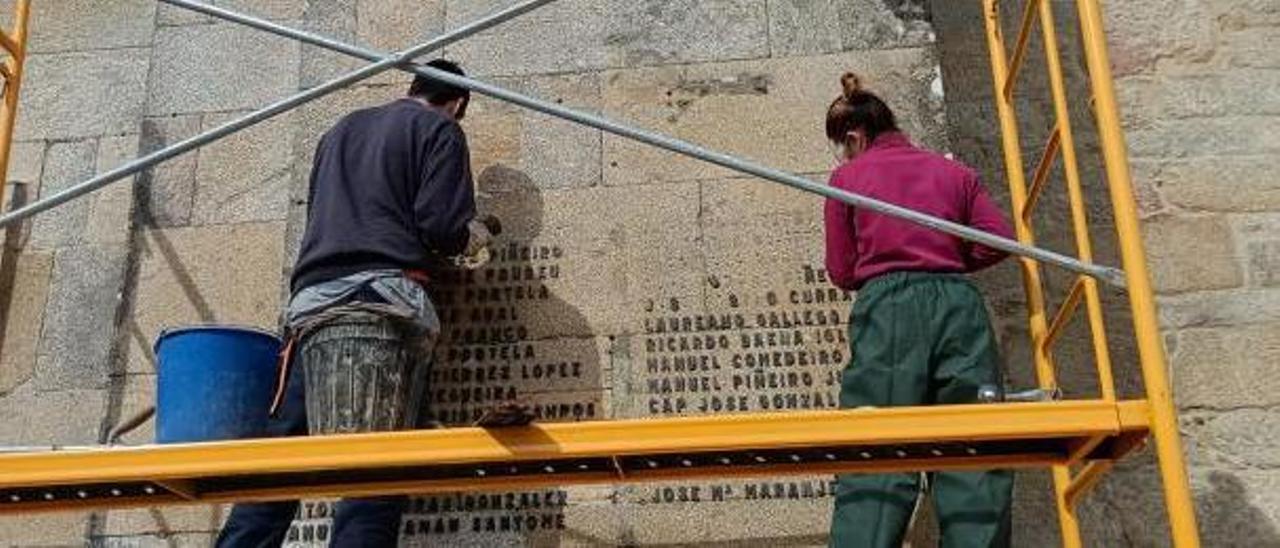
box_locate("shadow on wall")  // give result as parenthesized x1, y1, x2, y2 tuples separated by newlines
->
(395, 164, 600, 547)
(428, 162, 600, 424)
(1087, 464, 1280, 546)
(1197, 470, 1280, 545)
(90, 131, 229, 542)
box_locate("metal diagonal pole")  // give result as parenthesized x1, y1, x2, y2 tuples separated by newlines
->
(0, 0, 556, 230)
(162, 0, 1127, 288)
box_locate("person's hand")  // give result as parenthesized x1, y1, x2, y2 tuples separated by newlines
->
(456, 214, 501, 270)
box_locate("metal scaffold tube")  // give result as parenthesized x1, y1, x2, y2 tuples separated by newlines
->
(0, 0, 557, 230)
(1075, 0, 1200, 544)
(0, 0, 1126, 289)
(162, 0, 1126, 288)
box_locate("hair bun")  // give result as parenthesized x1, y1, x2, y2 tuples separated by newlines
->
(840, 72, 863, 97)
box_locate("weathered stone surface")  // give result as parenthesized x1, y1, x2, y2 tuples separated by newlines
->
(28, 136, 137, 250)
(767, 0, 844, 57)
(20, 388, 107, 445)
(427, 335, 610, 426)
(1125, 160, 1170, 219)
(91, 532, 218, 548)
(16, 49, 149, 140)
(1221, 25, 1280, 69)
(701, 225, 828, 311)
(6, 140, 45, 186)
(0, 512, 92, 545)
(27, 139, 95, 250)
(429, 180, 704, 342)
(1086, 462, 1280, 546)
(620, 274, 848, 420)
(1248, 241, 1280, 287)
(1133, 156, 1280, 214)
(106, 373, 156, 445)
(701, 175, 824, 238)
(355, 0, 445, 86)
(1101, 0, 1215, 76)
(287, 489, 614, 547)
(1192, 468, 1280, 547)
(467, 72, 604, 189)
(1118, 71, 1280, 128)
(281, 200, 307, 290)
(1232, 214, 1280, 288)
(601, 0, 769, 68)
(0, 369, 30, 439)
(1210, 0, 1280, 31)
(602, 49, 943, 186)
(0, 252, 52, 395)
(297, 0, 361, 88)
(768, 0, 934, 57)
(609, 183, 707, 324)
(1143, 215, 1244, 293)
(192, 111, 293, 225)
(1127, 117, 1280, 160)
(138, 115, 202, 228)
(89, 135, 141, 245)
(124, 222, 285, 374)
(447, 0, 768, 77)
(1159, 287, 1280, 329)
(435, 336, 610, 398)
(1171, 323, 1280, 408)
(1182, 408, 1280, 469)
(103, 503, 227, 541)
(444, 0, 609, 77)
(20, 0, 154, 53)
(34, 244, 127, 391)
(158, 0, 304, 26)
(613, 490, 831, 545)
(149, 22, 301, 115)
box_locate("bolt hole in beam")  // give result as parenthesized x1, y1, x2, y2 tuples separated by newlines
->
(0, 438, 1080, 512)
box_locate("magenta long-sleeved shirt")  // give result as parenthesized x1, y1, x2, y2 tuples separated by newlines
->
(823, 132, 1015, 291)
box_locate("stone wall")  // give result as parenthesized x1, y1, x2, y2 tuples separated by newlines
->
(0, 0, 1274, 546)
(1102, 0, 1280, 544)
(931, 0, 1280, 545)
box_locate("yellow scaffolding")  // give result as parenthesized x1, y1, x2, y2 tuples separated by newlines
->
(0, 1, 1199, 546)
(0, 0, 29, 203)
(2, 402, 1151, 515)
(982, 0, 1199, 545)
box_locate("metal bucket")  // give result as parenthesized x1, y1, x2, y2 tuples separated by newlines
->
(298, 314, 427, 434)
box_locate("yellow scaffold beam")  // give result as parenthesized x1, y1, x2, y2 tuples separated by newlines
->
(0, 401, 1151, 515)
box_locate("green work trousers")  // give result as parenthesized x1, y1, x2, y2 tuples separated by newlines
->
(829, 273, 1013, 548)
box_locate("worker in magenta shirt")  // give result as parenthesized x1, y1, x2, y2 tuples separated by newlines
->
(823, 72, 1015, 548)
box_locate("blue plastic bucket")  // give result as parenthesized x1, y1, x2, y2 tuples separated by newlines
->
(154, 326, 282, 444)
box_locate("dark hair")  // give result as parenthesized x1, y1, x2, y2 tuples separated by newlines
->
(409, 59, 470, 110)
(825, 72, 899, 144)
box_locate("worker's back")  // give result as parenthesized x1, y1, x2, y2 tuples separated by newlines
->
(292, 98, 475, 293)
(825, 132, 1011, 289)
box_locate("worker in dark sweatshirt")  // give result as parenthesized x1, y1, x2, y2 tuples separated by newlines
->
(217, 59, 497, 548)
(823, 72, 1015, 548)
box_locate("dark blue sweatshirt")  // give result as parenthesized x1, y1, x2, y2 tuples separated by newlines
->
(291, 98, 475, 293)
